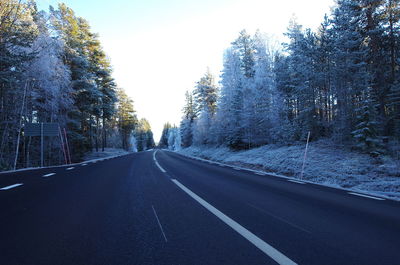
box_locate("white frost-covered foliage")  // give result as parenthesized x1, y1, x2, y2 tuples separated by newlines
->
(25, 33, 73, 124)
(242, 31, 278, 146)
(167, 127, 181, 151)
(181, 0, 400, 155)
(178, 141, 400, 200)
(129, 134, 138, 152)
(212, 31, 281, 148)
(216, 47, 244, 147)
(193, 107, 212, 145)
(191, 69, 218, 145)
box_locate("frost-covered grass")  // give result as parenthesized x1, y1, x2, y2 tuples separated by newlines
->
(178, 141, 400, 200)
(83, 148, 130, 161)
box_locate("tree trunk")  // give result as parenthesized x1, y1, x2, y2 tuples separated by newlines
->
(102, 116, 106, 152)
(95, 116, 99, 152)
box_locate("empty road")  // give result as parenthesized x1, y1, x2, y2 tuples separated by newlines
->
(1, 150, 399, 265)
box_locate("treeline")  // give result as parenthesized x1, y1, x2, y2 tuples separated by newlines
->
(158, 122, 181, 150)
(0, 1, 153, 170)
(134, 118, 156, 152)
(180, 0, 400, 156)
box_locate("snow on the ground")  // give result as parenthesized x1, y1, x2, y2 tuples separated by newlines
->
(83, 148, 131, 161)
(178, 141, 400, 200)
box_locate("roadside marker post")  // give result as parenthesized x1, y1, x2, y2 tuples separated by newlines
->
(300, 131, 310, 180)
(59, 126, 68, 164)
(63, 128, 72, 164)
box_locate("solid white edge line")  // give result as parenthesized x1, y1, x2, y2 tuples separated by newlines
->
(287, 180, 305, 184)
(175, 151, 395, 202)
(348, 192, 385, 201)
(153, 150, 167, 173)
(152, 205, 168, 242)
(171, 178, 297, 265)
(155, 161, 166, 173)
(1, 183, 23, 190)
(43, 173, 56, 177)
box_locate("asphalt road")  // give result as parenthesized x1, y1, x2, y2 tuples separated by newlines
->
(0, 150, 399, 265)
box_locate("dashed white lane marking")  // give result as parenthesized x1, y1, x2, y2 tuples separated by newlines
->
(43, 173, 56, 177)
(153, 150, 167, 173)
(233, 167, 241, 171)
(1, 183, 23, 190)
(255, 172, 266, 176)
(152, 205, 168, 242)
(81, 163, 88, 166)
(66, 167, 75, 170)
(287, 179, 306, 184)
(171, 179, 297, 265)
(348, 192, 385, 201)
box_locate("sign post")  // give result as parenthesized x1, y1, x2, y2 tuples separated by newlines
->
(59, 126, 68, 164)
(41, 123, 44, 167)
(25, 123, 59, 167)
(63, 128, 71, 164)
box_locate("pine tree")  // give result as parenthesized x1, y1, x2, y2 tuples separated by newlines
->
(167, 126, 181, 150)
(383, 0, 400, 137)
(180, 91, 196, 147)
(116, 89, 137, 150)
(193, 69, 218, 116)
(352, 88, 381, 155)
(192, 69, 218, 145)
(232, 29, 255, 78)
(216, 48, 245, 148)
(50, 3, 118, 158)
(244, 31, 277, 146)
(280, 17, 319, 141)
(314, 15, 335, 137)
(330, 0, 370, 141)
(0, 0, 38, 169)
(159, 123, 172, 148)
(135, 118, 155, 151)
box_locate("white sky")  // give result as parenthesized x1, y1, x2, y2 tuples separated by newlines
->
(38, 0, 336, 142)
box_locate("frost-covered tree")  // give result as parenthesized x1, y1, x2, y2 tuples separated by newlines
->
(116, 89, 137, 151)
(135, 118, 155, 151)
(25, 22, 73, 125)
(330, 0, 370, 141)
(158, 123, 172, 148)
(167, 126, 181, 151)
(241, 31, 277, 146)
(352, 88, 381, 155)
(0, 1, 144, 170)
(49, 3, 120, 158)
(193, 69, 218, 117)
(192, 69, 218, 145)
(232, 29, 255, 78)
(193, 108, 212, 145)
(216, 48, 245, 148)
(0, 0, 38, 170)
(180, 91, 196, 147)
